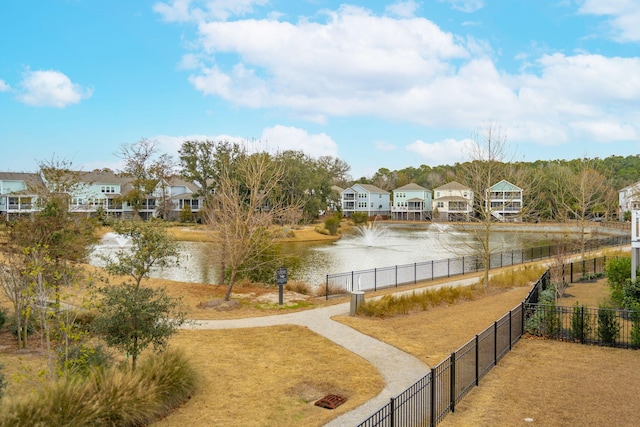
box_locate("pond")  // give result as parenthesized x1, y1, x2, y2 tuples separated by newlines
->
(90, 224, 551, 287)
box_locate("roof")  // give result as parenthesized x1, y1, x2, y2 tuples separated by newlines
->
(433, 181, 470, 192)
(0, 172, 46, 194)
(394, 183, 430, 192)
(352, 183, 390, 195)
(489, 180, 522, 192)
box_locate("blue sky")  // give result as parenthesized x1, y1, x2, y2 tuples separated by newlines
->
(1, 0, 639, 179)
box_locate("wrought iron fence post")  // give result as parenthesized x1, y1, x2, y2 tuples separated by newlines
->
(325, 275, 328, 300)
(430, 368, 436, 427)
(450, 352, 456, 413)
(395, 265, 398, 288)
(390, 397, 395, 427)
(448, 258, 450, 277)
(431, 260, 434, 281)
(580, 306, 585, 344)
(475, 334, 479, 386)
(374, 268, 377, 292)
(414, 262, 417, 284)
(494, 321, 498, 366)
(351, 271, 354, 292)
(462, 256, 465, 275)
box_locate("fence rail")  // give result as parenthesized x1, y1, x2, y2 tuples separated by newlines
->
(326, 235, 629, 299)
(357, 256, 614, 427)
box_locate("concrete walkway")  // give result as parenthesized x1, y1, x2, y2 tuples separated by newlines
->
(184, 275, 482, 426)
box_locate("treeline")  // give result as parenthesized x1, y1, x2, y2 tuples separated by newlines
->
(354, 154, 640, 193)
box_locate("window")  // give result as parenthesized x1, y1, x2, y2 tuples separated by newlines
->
(437, 201, 444, 208)
(101, 185, 116, 194)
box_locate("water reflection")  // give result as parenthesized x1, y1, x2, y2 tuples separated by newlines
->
(91, 224, 546, 287)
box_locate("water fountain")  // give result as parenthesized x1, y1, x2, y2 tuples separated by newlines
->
(99, 232, 132, 248)
(354, 219, 388, 247)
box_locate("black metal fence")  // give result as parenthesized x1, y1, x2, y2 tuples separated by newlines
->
(357, 256, 614, 427)
(326, 235, 628, 299)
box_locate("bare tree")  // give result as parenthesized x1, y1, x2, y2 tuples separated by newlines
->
(548, 159, 611, 260)
(204, 148, 301, 301)
(454, 122, 511, 288)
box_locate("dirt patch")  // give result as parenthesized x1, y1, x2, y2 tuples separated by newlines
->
(286, 381, 348, 403)
(197, 299, 241, 311)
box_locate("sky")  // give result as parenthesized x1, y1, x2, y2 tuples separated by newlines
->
(1, 0, 639, 179)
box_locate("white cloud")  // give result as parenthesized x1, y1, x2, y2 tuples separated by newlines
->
(260, 125, 338, 158)
(154, 0, 268, 22)
(17, 70, 92, 108)
(439, 0, 484, 13)
(375, 141, 397, 151)
(0, 79, 10, 92)
(406, 139, 471, 165)
(385, 0, 420, 18)
(159, 3, 640, 152)
(578, 0, 640, 42)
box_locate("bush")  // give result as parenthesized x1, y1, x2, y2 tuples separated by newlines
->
(324, 214, 341, 235)
(0, 349, 198, 426)
(570, 303, 591, 342)
(630, 307, 640, 349)
(351, 212, 368, 225)
(0, 308, 6, 331)
(597, 304, 620, 346)
(57, 343, 112, 378)
(606, 257, 632, 306)
(356, 286, 475, 317)
(622, 278, 640, 310)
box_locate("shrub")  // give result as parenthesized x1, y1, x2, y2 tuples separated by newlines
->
(285, 281, 311, 295)
(525, 289, 561, 338)
(622, 278, 640, 310)
(0, 349, 197, 426)
(324, 213, 341, 235)
(630, 307, 640, 349)
(56, 343, 112, 378)
(570, 303, 591, 342)
(597, 304, 620, 346)
(351, 212, 368, 225)
(606, 257, 632, 306)
(356, 286, 475, 317)
(0, 308, 6, 331)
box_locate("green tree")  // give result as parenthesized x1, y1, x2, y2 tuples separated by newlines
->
(95, 219, 183, 370)
(324, 213, 341, 235)
(179, 139, 244, 207)
(95, 284, 183, 370)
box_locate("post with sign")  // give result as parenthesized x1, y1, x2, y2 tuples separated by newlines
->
(276, 266, 288, 305)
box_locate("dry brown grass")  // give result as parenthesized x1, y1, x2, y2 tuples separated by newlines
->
(439, 339, 640, 427)
(154, 326, 384, 427)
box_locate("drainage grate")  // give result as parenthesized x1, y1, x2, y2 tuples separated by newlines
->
(314, 394, 347, 410)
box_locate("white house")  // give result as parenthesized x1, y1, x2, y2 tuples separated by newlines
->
(0, 172, 45, 220)
(619, 182, 640, 221)
(341, 183, 391, 218)
(391, 183, 432, 220)
(485, 180, 523, 222)
(432, 181, 474, 221)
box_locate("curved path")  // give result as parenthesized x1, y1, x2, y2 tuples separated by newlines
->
(184, 276, 482, 426)
(186, 301, 429, 426)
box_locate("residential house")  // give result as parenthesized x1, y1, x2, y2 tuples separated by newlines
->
(485, 180, 523, 222)
(64, 170, 133, 217)
(619, 182, 640, 221)
(0, 172, 45, 220)
(391, 183, 432, 220)
(341, 183, 391, 218)
(154, 177, 203, 221)
(432, 181, 474, 221)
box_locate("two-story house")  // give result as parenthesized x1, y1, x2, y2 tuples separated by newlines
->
(341, 183, 391, 218)
(0, 172, 45, 220)
(485, 180, 523, 222)
(154, 177, 203, 220)
(432, 181, 474, 221)
(391, 183, 432, 220)
(619, 181, 640, 221)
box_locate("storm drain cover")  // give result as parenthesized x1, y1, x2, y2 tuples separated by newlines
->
(314, 394, 347, 409)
